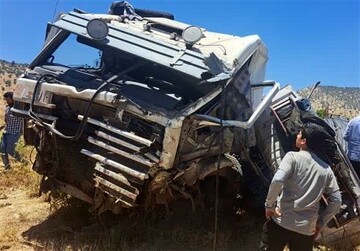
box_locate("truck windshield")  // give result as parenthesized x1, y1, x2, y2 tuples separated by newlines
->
(51, 34, 101, 70)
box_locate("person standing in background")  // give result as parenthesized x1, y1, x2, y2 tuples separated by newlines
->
(344, 115, 360, 178)
(0, 92, 23, 170)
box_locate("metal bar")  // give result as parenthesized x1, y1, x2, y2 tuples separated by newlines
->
(94, 177, 135, 207)
(270, 94, 296, 136)
(271, 99, 291, 111)
(95, 130, 141, 152)
(96, 130, 159, 163)
(10, 108, 58, 121)
(94, 175, 137, 200)
(307, 81, 321, 99)
(88, 137, 153, 167)
(194, 81, 280, 129)
(55, 179, 93, 204)
(96, 163, 129, 185)
(81, 149, 148, 180)
(78, 115, 152, 146)
(95, 164, 139, 195)
(144, 153, 160, 163)
(29, 29, 70, 69)
(270, 106, 288, 135)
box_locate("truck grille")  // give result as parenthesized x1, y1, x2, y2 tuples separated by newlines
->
(80, 116, 159, 207)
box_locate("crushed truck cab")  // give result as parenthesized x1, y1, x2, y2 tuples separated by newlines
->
(12, 2, 360, 227)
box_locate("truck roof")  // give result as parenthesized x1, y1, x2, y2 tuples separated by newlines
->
(44, 10, 268, 83)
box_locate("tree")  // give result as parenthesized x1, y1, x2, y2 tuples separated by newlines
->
(316, 109, 326, 118)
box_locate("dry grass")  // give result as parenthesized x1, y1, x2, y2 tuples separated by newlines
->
(19, 201, 253, 251)
(0, 226, 17, 243)
(0, 96, 40, 195)
(0, 137, 40, 195)
(18, 201, 359, 251)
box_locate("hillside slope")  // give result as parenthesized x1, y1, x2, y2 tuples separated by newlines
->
(298, 86, 360, 119)
(0, 60, 28, 93)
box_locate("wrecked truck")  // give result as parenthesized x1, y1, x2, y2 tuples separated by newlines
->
(12, 2, 360, 227)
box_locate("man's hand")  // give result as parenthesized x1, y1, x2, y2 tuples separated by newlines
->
(265, 207, 281, 220)
(314, 225, 322, 240)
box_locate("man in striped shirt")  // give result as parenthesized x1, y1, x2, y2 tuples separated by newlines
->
(0, 92, 23, 170)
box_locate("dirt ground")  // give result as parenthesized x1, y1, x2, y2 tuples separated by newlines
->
(0, 187, 262, 250)
(0, 184, 360, 251)
(0, 189, 49, 250)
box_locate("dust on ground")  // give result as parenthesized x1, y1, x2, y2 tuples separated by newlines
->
(0, 167, 360, 251)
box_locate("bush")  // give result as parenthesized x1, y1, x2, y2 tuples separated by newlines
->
(316, 109, 326, 118)
(5, 80, 11, 87)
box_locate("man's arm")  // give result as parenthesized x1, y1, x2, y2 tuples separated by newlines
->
(265, 169, 287, 209)
(265, 169, 287, 219)
(317, 173, 342, 228)
(343, 121, 351, 141)
(264, 153, 294, 218)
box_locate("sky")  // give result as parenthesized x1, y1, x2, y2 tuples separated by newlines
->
(0, 0, 359, 91)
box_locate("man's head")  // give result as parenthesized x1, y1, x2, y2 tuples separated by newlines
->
(295, 123, 323, 151)
(3, 92, 14, 106)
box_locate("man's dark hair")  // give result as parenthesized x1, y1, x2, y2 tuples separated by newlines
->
(299, 122, 340, 165)
(299, 123, 325, 152)
(3, 92, 13, 99)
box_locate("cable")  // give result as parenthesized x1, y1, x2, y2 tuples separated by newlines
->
(212, 82, 226, 251)
(28, 74, 118, 140)
(28, 61, 146, 141)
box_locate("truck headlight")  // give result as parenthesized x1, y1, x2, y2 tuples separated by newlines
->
(182, 26, 203, 46)
(86, 18, 109, 40)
